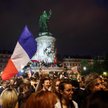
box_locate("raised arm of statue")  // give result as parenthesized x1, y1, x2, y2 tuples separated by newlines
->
(39, 10, 52, 32)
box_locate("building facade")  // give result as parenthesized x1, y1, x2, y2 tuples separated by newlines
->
(0, 52, 11, 72)
(62, 57, 94, 69)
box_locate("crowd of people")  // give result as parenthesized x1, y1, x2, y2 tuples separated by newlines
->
(0, 70, 108, 108)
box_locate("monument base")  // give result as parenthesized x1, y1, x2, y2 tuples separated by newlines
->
(32, 32, 56, 64)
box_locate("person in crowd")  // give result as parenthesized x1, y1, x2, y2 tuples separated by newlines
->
(24, 90, 61, 108)
(81, 73, 106, 107)
(14, 77, 23, 92)
(52, 78, 61, 98)
(9, 79, 15, 89)
(71, 80, 84, 108)
(59, 80, 78, 108)
(82, 90, 108, 108)
(79, 76, 85, 90)
(55, 79, 61, 93)
(29, 77, 38, 92)
(0, 81, 8, 94)
(37, 76, 52, 91)
(84, 73, 106, 94)
(103, 77, 108, 91)
(0, 88, 18, 108)
(18, 78, 34, 108)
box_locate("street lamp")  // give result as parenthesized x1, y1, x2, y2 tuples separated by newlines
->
(103, 72, 107, 76)
(83, 66, 87, 71)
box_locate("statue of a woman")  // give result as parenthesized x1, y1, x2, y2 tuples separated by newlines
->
(39, 10, 52, 32)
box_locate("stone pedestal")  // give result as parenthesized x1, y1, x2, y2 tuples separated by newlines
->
(32, 32, 56, 64)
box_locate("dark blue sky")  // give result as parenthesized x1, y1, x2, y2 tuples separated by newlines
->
(0, 0, 108, 56)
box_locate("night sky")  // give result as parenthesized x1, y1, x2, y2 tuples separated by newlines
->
(0, 0, 108, 56)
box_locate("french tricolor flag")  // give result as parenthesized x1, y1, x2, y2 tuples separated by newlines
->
(1, 25, 37, 80)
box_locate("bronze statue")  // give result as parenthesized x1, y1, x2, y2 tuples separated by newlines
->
(39, 10, 52, 32)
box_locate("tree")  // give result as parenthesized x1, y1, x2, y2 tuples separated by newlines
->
(80, 59, 90, 75)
